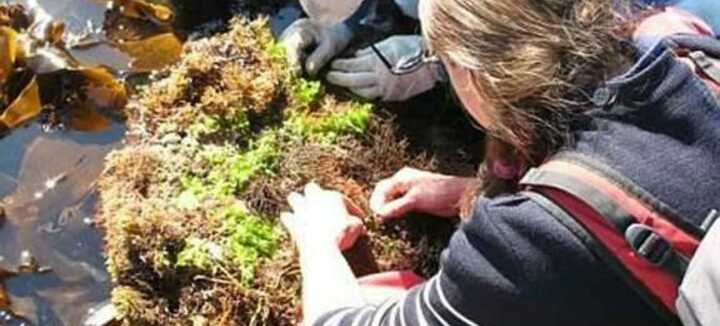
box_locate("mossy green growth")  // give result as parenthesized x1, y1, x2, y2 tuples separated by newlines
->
(264, 39, 288, 62)
(221, 204, 280, 283)
(176, 204, 279, 284)
(292, 79, 324, 108)
(188, 111, 251, 140)
(314, 103, 373, 137)
(288, 102, 373, 143)
(176, 237, 223, 271)
(207, 131, 281, 195)
(179, 131, 282, 201)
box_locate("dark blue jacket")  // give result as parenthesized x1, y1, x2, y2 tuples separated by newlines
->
(315, 33, 720, 326)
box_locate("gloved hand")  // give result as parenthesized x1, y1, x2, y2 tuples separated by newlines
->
(326, 35, 444, 101)
(280, 18, 354, 76)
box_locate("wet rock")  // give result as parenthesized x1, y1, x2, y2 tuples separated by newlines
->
(17, 251, 37, 273)
(17, 251, 50, 274)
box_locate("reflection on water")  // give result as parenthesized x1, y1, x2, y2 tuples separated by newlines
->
(0, 121, 124, 325)
(0, 0, 300, 324)
(0, 0, 132, 324)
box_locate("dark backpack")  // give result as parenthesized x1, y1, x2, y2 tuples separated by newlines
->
(519, 36, 720, 326)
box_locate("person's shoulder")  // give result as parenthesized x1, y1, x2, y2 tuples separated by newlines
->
(444, 192, 592, 279)
(462, 193, 560, 241)
(435, 192, 627, 324)
(435, 190, 664, 326)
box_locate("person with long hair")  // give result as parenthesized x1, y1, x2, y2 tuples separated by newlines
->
(280, 0, 720, 325)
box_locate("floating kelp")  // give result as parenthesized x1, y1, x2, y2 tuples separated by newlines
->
(0, 27, 20, 84)
(115, 32, 183, 70)
(98, 17, 462, 325)
(0, 71, 41, 130)
(108, 0, 175, 26)
(0, 3, 128, 135)
(83, 0, 184, 72)
(0, 5, 31, 31)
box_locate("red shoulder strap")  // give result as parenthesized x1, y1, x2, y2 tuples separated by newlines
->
(520, 160, 701, 319)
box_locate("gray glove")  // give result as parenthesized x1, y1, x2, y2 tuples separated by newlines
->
(326, 35, 444, 101)
(299, 0, 363, 25)
(280, 18, 354, 76)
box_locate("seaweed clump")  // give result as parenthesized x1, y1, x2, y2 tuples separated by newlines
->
(99, 17, 457, 326)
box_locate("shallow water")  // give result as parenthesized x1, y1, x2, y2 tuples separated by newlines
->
(0, 0, 140, 324)
(0, 1, 302, 324)
(0, 123, 124, 325)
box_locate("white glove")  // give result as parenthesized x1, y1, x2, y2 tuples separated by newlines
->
(326, 35, 444, 101)
(280, 18, 354, 76)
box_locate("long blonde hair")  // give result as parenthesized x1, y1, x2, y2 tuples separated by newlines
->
(421, 0, 637, 197)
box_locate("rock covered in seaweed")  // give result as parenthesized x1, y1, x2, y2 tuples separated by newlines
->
(99, 17, 455, 326)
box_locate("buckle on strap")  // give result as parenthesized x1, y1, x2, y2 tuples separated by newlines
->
(688, 51, 720, 84)
(625, 224, 689, 280)
(521, 166, 689, 279)
(625, 224, 673, 266)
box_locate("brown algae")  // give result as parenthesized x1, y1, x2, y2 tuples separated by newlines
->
(99, 17, 455, 325)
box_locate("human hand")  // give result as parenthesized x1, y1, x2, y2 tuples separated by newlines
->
(281, 183, 366, 251)
(279, 18, 354, 76)
(370, 167, 474, 221)
(326, 35, 444, 101)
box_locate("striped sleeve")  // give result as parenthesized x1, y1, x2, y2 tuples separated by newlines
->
(314, 270, 483, 326)
(312, 193, 662, 326)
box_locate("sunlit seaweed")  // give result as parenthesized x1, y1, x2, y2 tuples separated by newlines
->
(99, 17, 454, 325)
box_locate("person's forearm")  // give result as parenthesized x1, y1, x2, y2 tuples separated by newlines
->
(298, 237, 365, 325)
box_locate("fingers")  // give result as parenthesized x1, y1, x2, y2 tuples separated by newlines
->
(326, 70, 382, 99)
(374, 194, 417, 220)
(280, 20, 318, 75)
(355, 46, 375, 58)
(337, 215, 367, 251)
(280, 212, 294, 228)
(370, 168, 427, 220)
(280, 212, 297, 238)
(305, 41, 336, 76)
(330, 55, 375, 73)
(343, 196, 365, 217)
(350, 86, 382, 99)
(326, 71, 377, 88)
(370, 178, 408, 216)
(304, 182, 323, 196)
(287, 192, 305, 211)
